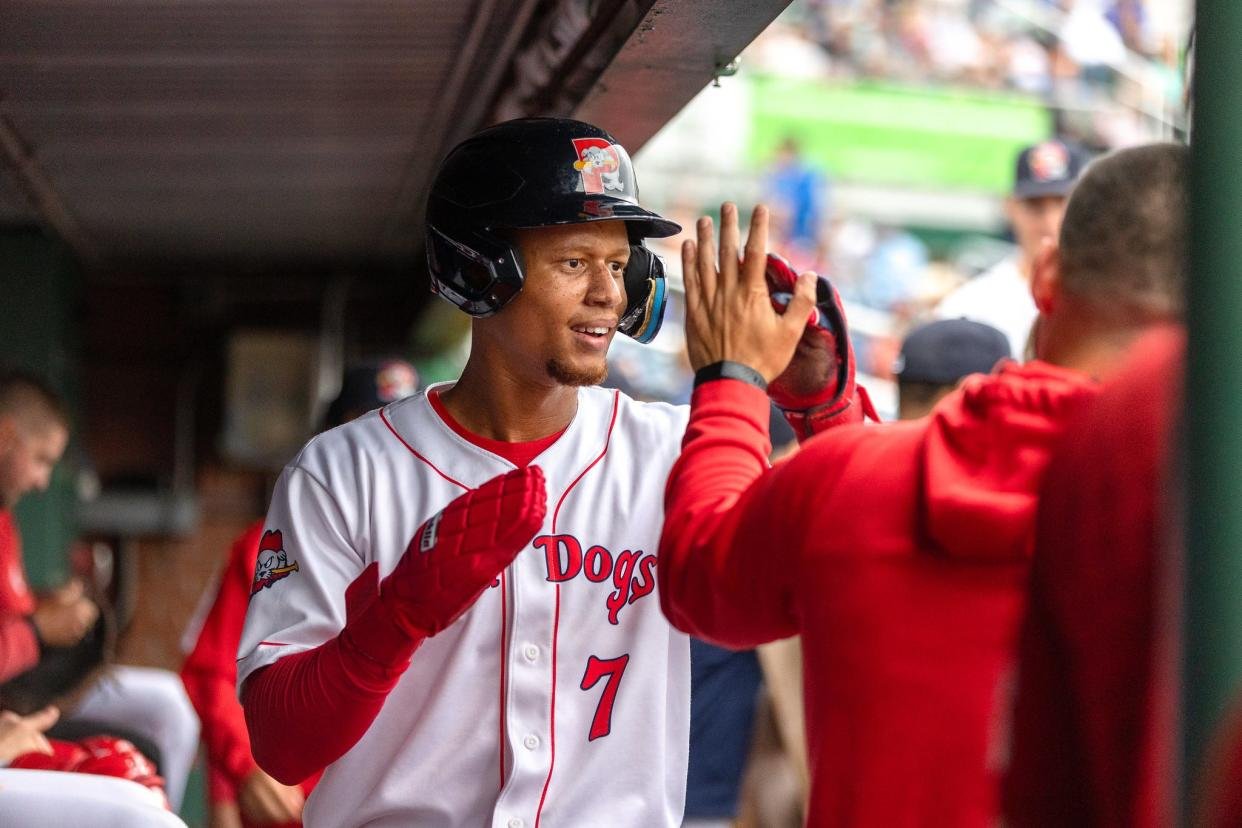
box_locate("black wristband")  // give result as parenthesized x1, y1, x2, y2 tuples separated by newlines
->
(694, 361, 768, 392)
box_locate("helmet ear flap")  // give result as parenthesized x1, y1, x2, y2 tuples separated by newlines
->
(426, 224, 524, 317)
(618, 243, 667, 344)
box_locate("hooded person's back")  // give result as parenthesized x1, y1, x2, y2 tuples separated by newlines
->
(659, 360, 1097, 826)
(661, 142, 1187, 828)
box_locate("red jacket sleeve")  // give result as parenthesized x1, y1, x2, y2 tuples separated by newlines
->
(658, 379, 803, 649)
(0, 511, 40, 684)
(180, 522, 265, 798)
(0, 617, 40, 684)
(241, 561, 424, 785)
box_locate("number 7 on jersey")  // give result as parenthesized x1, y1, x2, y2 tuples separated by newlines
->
(580, 654, 629, 741)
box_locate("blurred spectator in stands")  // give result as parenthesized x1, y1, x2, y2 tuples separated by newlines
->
(1060, 0, 1127, 84)
(936, 139, 1086, 358)
(0, 369, 199, 811)
(1107, 0, 1149, 54)
(181, 359, 418, 828)
(894, 318, 1011, 419)
(765, 138, 831, 267)
(789, 0, 1186, 149)
(860, 225, 929, 313)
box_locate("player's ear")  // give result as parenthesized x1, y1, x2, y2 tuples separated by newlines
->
(1030, 239, 1061, 316)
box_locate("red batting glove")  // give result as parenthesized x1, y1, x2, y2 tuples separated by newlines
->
(765, 253, 878, 441)
(341, 465, 548, 670)
(76, 736, 170, 809)
(10, 738, 89, 771)
(13, 736, 170, 810)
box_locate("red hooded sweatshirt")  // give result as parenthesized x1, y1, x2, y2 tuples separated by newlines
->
(659, 361, 1097, 826)
(1004, 328, 1183, 828)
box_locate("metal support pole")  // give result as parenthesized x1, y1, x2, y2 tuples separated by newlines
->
(1185, 0, 1242, 798)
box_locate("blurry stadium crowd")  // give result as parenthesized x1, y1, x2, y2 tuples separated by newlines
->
(756, 0, 1187, 146)
(648, 0, 1191, 407)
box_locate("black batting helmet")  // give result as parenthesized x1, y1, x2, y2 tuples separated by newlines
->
(425, 118, 680, 344)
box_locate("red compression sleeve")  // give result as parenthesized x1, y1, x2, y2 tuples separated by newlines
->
(242, 562, 424, 785)
(658, 378, 802, 648)
(0, 617, 39, 683)
(0, 512, 39, 682)
(181, 523, 264, 793)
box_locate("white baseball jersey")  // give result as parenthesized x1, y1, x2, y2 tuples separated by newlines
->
(237, 383, 691, 828)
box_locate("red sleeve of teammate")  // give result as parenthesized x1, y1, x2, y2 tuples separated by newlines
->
(244, 466, 546, 785)
(658, 379, 809, 648)
(180, 521, 265, 801)
(0, 512, 41, 683)
(0, 617, 39, 684)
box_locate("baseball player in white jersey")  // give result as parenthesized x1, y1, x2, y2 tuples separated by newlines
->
(237, 118, 691, 827)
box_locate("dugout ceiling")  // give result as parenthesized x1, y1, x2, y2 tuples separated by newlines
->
(0, 0, 791, 273)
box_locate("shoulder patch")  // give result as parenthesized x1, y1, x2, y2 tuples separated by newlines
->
(251, 529, 301, 595)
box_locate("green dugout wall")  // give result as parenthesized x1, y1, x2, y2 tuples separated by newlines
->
(0, 228, 79, 589)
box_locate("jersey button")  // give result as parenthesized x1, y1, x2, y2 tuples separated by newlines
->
(522, 644, 539, 662)
(523, 734, 540, 751)
(507, 819, 524, 828)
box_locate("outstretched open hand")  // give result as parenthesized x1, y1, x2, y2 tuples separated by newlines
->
(681, 203, 818, 383)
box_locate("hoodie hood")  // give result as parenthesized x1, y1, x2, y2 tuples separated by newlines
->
(920, 361, 1098, 561)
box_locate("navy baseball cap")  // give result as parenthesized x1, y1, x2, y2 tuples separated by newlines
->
(1012, 139, 1085, 200)
(894, 319, 1012, 385)
(325, 359, 419, 427)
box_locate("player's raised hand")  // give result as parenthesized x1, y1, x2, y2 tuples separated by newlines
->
(682, 203, 817, 382)
(0, 706, 58, 763)
(382, 465, 547, 637)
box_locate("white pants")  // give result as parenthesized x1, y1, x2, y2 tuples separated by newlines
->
(65, 665, 200, 811)
(0, 769, 187, 826)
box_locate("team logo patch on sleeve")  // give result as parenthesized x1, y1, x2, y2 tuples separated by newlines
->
(251, 529, 301, 595)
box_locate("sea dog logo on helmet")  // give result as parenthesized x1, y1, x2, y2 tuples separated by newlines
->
(572, 138, 624, 194)
(251, 530, 300, 596)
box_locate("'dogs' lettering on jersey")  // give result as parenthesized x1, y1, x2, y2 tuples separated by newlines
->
(536, 534, 657, 625)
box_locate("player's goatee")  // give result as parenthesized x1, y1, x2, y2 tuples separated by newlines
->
(546, 358, 607, 387)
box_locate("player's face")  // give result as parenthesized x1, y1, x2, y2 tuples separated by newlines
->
(493, 221, 630, 387)
(0, 417, 68, 509)
(1007, 195, 1067, 265)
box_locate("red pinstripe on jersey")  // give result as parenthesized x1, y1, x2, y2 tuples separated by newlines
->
(499, 569, 508, 790)
(535, 390, 620, 827)
(380, 407, 470, 492)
